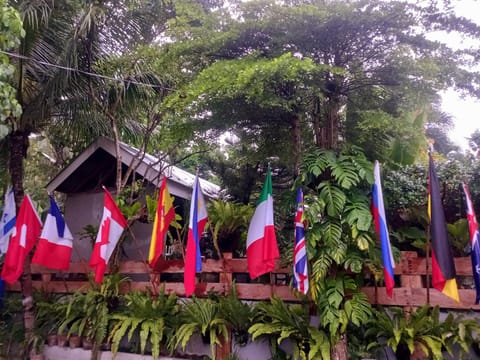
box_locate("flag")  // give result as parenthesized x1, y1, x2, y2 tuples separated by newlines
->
(89, 188, 127, 283)
(148, 177, 175, 269)
(428, 153, 459, 302)
(372, 161, 395, 297)
(293, 188, 309, 294)
(246, 166, 279, 279)
(1, 194, 42, 284)
(32, 196, 73, 270)
(462, 183, 480, 304)
(184, 174, 208, 297)
(0, 187, 16, 254)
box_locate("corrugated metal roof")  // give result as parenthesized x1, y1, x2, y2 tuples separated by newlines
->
(46, 137, 221, 199)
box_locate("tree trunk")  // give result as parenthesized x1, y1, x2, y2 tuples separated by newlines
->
(292, 114, 301, 177)
(331, 333, 348, 360)
(8, 131, 35, 340)
(319, 98, 341, 149)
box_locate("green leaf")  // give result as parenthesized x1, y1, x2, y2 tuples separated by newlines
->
(318, 182, 346, 216)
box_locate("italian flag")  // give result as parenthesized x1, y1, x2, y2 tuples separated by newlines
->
(246, 166, 279, 279)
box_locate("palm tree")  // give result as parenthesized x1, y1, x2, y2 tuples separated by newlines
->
(4, 0, 174, 344)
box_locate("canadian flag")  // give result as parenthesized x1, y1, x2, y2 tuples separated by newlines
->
(32, 196, 73, 270)
(1, 194, 42, 284)
(89, 188, 127, 283)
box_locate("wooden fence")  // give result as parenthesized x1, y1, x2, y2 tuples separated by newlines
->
(7, 251, 480, 310)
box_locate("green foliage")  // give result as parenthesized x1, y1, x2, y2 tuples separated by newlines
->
(366, 306, 445, 359)
(249, 296, 330, 360)
(0, 0, 24, 122)
(217, 283, 254, 346)
(206, 200, 253, 256)
(315, 276, 372, 345)
(109, 288, 179, 359)
(58, 274, 129, 347)
(0, 292, 24, 358)
(299, 146, 375, 355)
(171, 297, 229, 360)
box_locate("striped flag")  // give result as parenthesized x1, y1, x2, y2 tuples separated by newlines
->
(0, 187, 16, 254)
(1, 194, 42, 284)
(32, 196, 73, 270)
(428, 153, 459, 302)
(462, 183, 480, 304)
(148, 177, 175, 269)
(184, 174, 208, 297)
(372, 161, 395, 297)
(89, 188, 127, 283)
(246, 165, 279, 279)
(293, 188, 309, 294)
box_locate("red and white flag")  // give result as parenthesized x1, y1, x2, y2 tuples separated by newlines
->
(1, 194, 42, 284)
(32, 196, 73, 270)
(89, 188, 127, 283)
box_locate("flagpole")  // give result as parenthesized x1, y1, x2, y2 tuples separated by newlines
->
(426, 142, 434, 305)
(426, 222, 431, 305)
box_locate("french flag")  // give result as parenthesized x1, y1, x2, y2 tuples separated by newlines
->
(372, 161, 395, 297)
(293, 188, 309, 295)
(462, 183, 480, 304)
(184, 174, 208, 297)
(32, 196, 73, 270)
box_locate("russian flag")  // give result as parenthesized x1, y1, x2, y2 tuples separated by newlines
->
(184, 174, 208, 297)
(372, 161, 395, 297)
(462, 183, 480, 304)
(32, 196, 73, 270)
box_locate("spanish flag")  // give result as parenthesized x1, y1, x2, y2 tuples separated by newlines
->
(148, 177, 175, 269)
(428, 153, 459, 302)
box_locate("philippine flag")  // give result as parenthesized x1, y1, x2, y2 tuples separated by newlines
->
(293, 188, 309, 295)
(184, 174, 208, 297)
(32, 196, 73, 270)
(372, 161, 395, 297)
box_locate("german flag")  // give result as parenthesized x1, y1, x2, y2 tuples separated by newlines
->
(428, 153, 459, 302)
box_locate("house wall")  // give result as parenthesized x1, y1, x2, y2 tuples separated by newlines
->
(65, 192, 104, 262)
(63, 191, 186, 264)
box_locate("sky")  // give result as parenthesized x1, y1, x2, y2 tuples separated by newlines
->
(438, 1, 480, 150)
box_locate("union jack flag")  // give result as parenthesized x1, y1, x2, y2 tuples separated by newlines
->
(293, 188, 309, 294)
(463, 183, 480, 304)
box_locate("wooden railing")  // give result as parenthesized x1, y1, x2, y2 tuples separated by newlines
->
(7, 252, 480, 310)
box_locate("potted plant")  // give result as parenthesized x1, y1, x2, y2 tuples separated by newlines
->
(108, 286, 179, 359)
(248, 296, 330, 360)
(206, 200, 253, 257)
(34, 291, 67, 347)
(365, 305, 445, 359)
(27, 333, 45, 360)
(217, 283, 254, 347)
(58, 273, 128, 358)
(171, 296, 229, 360)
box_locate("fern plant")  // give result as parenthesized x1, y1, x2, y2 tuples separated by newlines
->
(248, 296, 330, 360)
(108, 287, 179, 359)
(58, 273, 128, 358)
(206, 200, 253, 257)
(365, 305, 444, 359)
(218, 283, 254, 346)
(171, 297, 229, 360)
